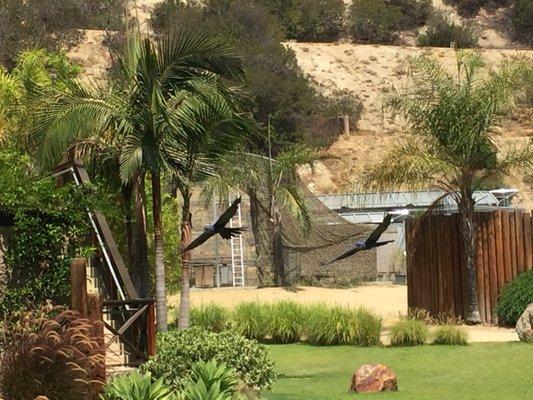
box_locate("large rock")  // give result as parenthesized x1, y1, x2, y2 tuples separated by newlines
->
(516, 303, 533, 343)
(349, 364, 398, 393)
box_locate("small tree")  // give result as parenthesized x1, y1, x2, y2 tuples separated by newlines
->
(363, 52, 533, 324)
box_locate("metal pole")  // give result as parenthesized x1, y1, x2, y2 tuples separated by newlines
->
(213, 194, 220, 288)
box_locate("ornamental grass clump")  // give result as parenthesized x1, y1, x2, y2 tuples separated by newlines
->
(304, 304, 381, 346)
(389, 318, 429, 346)
(190, 303, 230, 333)
(0, 305, 105, 400)
(432, 325, 468, 345)
(231, 302, 268, 341)
(265, 301, 305, 343)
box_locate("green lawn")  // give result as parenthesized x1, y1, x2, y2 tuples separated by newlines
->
(264, 342, 532, 400)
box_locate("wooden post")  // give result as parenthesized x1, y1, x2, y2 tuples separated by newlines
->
(70, 258, 88, 316)
(147, 301, 157, 357)
(87, 294, 106, 385)
(524, 212, 532, 269)
(343, 115, 350, 135)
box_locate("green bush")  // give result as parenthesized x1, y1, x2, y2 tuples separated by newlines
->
(496, 270, 533, 326)
(304, 304, 382, 346)
(432, 325, 468, 345)
(257, 0, 345, 42)
(511, 0, 533, 44)
(347, 0, 432, 44)
(101, 372, 175, 400)
(389, 319, 429, 346)
(417, 12, 478, 48)
(140, 328, 276, 393)
(231, 302, 268, 341)
(183, 359, 238, 400)
(265, 301, 305, 343)
(190, 303, 229, 333)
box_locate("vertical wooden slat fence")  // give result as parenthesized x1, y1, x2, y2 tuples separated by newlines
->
(406, 209, 533, 325)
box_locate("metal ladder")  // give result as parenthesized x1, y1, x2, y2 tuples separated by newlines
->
(229, 196, 245, 287)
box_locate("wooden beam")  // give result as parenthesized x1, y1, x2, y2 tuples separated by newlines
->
(70, 258, 88, 316)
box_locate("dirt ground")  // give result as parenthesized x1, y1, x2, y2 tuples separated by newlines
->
(168, 285, 518, 343)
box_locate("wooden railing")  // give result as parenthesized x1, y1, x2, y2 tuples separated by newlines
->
(103, 299, 156, 366)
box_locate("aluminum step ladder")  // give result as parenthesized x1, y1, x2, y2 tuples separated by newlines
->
(229, 196, 245, 287)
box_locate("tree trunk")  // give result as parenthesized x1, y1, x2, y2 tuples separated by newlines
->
(151, 171, 167, 332)
(133, 174, 150, 299)
(122, 184, 134, 276)
(248, 188, 275, 287)
(458, 192, 481, 325)
(272, 221, 285, 287)
(0, 229, 7, 301)
(178, 189, 192, 329)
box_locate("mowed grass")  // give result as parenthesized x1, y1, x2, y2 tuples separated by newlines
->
(265, 342, 532, 400)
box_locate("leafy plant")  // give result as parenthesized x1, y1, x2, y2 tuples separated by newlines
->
(389, 319, 429, 346)
(183, 359, 238, 400)
(417, 12, 478, 48)
(140, 328, 276, 393)
(304, 304, 381, 346)
(511, 0, 533, 44)
(496, 270, 533, 326)
(265, 301, 305, 343)
(432, 325, 468, 345)
(0, 305, 105, 400)
(190, 304, 230, 333)
(101, 372, 176, 400)
(231, 302, 268, 341)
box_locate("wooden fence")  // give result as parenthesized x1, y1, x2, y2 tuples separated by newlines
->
(406, 210, 533, 325)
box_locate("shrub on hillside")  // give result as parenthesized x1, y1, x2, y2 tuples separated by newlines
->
(140, 328, 276, 392)
(0, 306, 104, 400)
(101, 372, 174, 400)
(496, 270, 533, 326)
(432, 325, 468, 345)
(304, 304, 382, 346)
(511, 0, 533, 45)
(444, 0, 511, 17)
(190, 303, 230, 333)
(389, 319, 429, 346)
(347, 0, 432, 44)
(257, 0, 345, 42)
(265, 301, 305, 343)
(231, 302, 268, 341)
(417, 12, 478, 48)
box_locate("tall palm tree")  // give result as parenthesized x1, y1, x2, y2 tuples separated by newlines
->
(172, 84, 251, 329)
(363, 52, 533, 324)
(206, 145, 324, 287)
(29, 30, 245, 332)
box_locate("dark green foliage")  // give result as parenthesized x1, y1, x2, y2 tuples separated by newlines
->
(265, 301, 305, 343)
(389, 319, 429, 346)
(444, 0, 511, 17)
(0, 150, 93, 317)
(304, 304, 381, 346)
(151, 0, 358, 153)
(183, 359, 238, 400)
(256, 0, 345, 42)
(231, 302, 268, 340)
(190, 303, 230, 333)
(417, 12, 478, 48)
(347, 0, 432, 44)
(101, 372, 175, 400)
(140, 328, 276, 392)
(511, 0, 533, 45)
(432, 325, 468, 345)
(496, 270, 533, 325)
(0, 0, 125, 66)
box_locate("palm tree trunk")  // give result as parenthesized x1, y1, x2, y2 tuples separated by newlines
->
(133, 173, 150, 299)
(178, 188, 192, 329)
(122, 184, 134, 276)
(248, 189, 275, 287)
(458, 192, 481, 325)
(151, 171, 167, 332)
(272, 214, 285, 287)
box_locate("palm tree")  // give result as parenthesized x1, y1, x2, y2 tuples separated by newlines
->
(29, 30, 245, 332)
(362, 52, 533, 324)
(206, 145, 324, 287)
(172, 84, 251, 329)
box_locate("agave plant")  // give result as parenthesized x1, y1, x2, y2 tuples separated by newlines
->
(101, 372, 175, 400)
(183, 359, 238, 400)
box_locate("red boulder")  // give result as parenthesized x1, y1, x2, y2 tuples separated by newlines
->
(349, 364, 398, 393)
